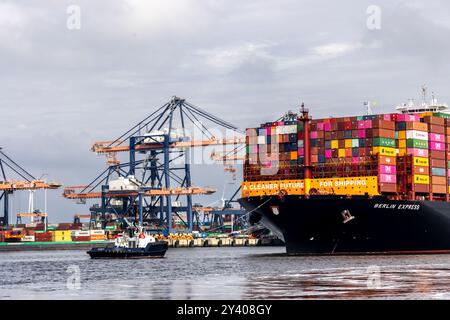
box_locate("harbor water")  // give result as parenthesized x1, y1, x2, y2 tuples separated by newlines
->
(1, 247, 450, 299)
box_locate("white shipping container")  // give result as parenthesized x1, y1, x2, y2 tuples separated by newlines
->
(257, 136, 266, 145)
(90, 230, 105, 235)
(406, 130, 428, 140)
(21, 236, 35, 242)
(275, 125, 296, 135)
(71, 230, 90, 237)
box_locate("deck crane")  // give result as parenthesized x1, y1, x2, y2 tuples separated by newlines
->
(0, 148, 61, 227)
(64, 96, 245, 233)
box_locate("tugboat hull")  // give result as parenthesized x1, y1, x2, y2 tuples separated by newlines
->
(87, 241, 168, 259)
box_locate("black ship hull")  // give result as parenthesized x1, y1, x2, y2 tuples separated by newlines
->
(238, 195, 450, 255)
(87, 241, 168, 259)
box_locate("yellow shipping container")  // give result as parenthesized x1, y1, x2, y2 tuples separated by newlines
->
(414, 174, 430, 184)
(413, 157, 429, 167)
(372, 147, 396, 157)
(398, 131, 406, 139)
(241, 176, 380, 197)
(344, 139, 352, 148)
(338, 149, 346, 158)
(290, 151, 297, 160)
(331, 140, 338, 149)
(398, 140, 406, 148)
(419, 112, 433, 118)
(397, 148, 406, 156)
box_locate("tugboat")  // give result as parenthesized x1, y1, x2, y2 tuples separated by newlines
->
(87, 225, 168, 259)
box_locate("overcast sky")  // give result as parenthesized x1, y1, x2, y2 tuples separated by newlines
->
(1, 0, 450, 223)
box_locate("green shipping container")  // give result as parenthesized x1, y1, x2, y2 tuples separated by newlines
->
(373, 137, 396, 148)
(433, 112, 450, 119)
(246, 145, 250, 154)
(406, 139, 428, 149)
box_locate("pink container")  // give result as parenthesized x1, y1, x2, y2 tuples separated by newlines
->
(277, 121, 284, 126)
(358, 129, 366, 138)
(317, 122, 324, 131)
(323, 122, 331, 131)
(380, 165, 396, 175)
(265, 128, 271, 135)
(395, 114, 420, 122)
(448, 169, 450, 177)
(379, 174, 397, 183)
(252, 145, 258, 153)
(430, 141, 444, 151)
(364, 120, 372, 128)
(297, 148, 304, 156)
(310, 131, 318, 139)
(407, 148, 428, 157)
(325, 149, 332, 158)
(383, 114, 392, 121)
(429, 133, 445, 142)
(358, 121, 366, 129)
(352, 157, 360, 164)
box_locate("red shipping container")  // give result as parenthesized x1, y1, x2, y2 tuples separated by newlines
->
(429, 124, 445, 134)
(430, 150, 445, 160)
(430, 159, 446, 168)
(414, 184, 430, 193)
(379, 183, 397, 193)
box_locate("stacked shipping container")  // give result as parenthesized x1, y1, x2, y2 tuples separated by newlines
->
(244, 111, 450, 199)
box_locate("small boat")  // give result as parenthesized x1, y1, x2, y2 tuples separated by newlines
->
(87, 226, 168, 259)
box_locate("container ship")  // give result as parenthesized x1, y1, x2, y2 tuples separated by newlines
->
(238, 94, 450, 255)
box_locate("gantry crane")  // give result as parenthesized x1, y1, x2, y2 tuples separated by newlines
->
(63, 96, 245, 233)
(0, 148, 61, 227)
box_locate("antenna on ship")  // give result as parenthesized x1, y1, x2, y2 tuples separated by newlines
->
(364, 101, 372, 115)
(421, 84, 428, 106)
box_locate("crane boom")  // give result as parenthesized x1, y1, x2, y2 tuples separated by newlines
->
(0, 180, 62, 191)
(63, 186, 216, 199)
(91, 137, 246, 154)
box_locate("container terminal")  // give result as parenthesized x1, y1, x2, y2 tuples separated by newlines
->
(239, 88, 450, 255)
(0, 97, 280, 251)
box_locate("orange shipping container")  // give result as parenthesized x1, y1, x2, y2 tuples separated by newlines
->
(406, 122, 428, 132)
(372, 119, 395, 130)
(423, 116, 445, 126)
(413, 166, 429, 175)
(371, 129, 396, 139)
(379, 156, 396, 165)
(432, 176, 446, 185)
(432, 184, 447, 194)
